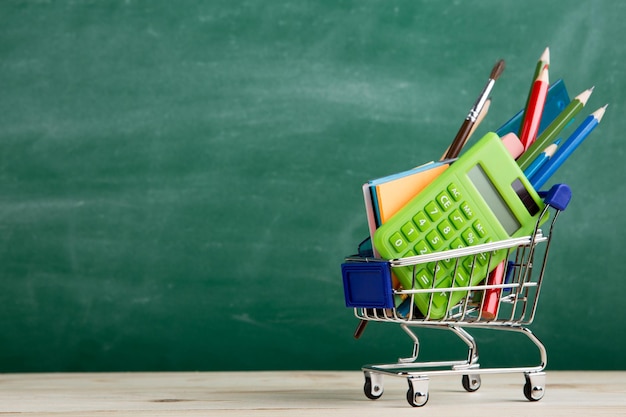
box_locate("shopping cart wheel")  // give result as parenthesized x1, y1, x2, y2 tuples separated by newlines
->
(406, 376, 429, 407)
(523, 372, 546, 401)
(461, 374, 481, 392)
(363, 373, 384, 400)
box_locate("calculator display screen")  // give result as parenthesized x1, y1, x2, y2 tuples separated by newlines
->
(467, 165, 521, 235)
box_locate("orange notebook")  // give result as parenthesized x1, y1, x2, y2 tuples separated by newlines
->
(363, 162, 449, 255)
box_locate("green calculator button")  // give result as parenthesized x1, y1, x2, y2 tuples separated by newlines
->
(427, 261, 445, 280)
(476, 251, 489, 265)
(412, 211, 431, 232)
(432, 292, 448, 309)
(461, 228, 479, 246)
(401, 221, 419, 242)
(414, 268, 433, 288)
(450, 238, 465, 250)
(448, 183, 462, 201)
(437, 219, 455, 240)
(460, 202, 475, 219)
(432, 279, 452, 308)
(389, 232, 408, 252)
(425, 201, 443, 221)
(414, 240, 430, 255)
(441, 251, 455, 269)
(449, 209, 466, 230)
(454, 266, 470, 286)
(405, 250, 416, 258)
(426, 230, 444, 251)
(436, 191, 454, 212)
(463, 256, 477, 272)
(473, 220, 487, 237)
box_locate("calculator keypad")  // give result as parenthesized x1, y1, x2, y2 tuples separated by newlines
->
(386, 185, 492, 294)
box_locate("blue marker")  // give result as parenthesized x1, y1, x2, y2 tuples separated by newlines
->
(530, 105, 607, 190)
(523, 139, 561, 180)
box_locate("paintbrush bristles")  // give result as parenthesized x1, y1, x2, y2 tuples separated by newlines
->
(490, 59, 506, 81)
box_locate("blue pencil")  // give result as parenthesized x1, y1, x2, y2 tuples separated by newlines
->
(530, 105, 607, 190)
(523, 139, 561, 180)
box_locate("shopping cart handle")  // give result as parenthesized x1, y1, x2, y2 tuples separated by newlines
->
(538, 183, 572, 211)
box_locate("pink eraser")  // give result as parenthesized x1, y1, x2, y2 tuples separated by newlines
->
(500, 132, 524, 159)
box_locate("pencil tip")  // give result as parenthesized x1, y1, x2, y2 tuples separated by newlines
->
(594, 104, 608, 122)
(541, 47, 550, 64)
(490, 59, 506, 80)
(577, 87, 594, 105)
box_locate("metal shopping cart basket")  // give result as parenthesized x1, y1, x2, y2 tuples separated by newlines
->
(341, 184, 572, 407)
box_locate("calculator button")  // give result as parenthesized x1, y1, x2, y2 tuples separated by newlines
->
(454, 266, 470, 286)
(401, 221, 419, 242)
(427, 261, 445, 280)
(405, 250, 416, 258)
(414, 240, 430, 256)
(450, 238, 465, 250)
(476, 251, 489, 265)
(463, 256, 477, 272)
(432, 279, 451, 308)
(436, 191, 453, 212)
(425, 201, 443, 221)
(414, 268, 433, 288)
(441, 251, 455, 269)
(432, 292, 448, 308)
(448, 183, 462, 201)
(412, 211, 431, 232)
(473, 220, 487, 238)
(449, 209, 466, 230)
(389, 232, 408, 253)
(437, 219, 455, 240)
(476, 253, 489, 266)
(460, 202, 475, 219)
(426, 230, 444, 251)
(461, 228, 478, 246)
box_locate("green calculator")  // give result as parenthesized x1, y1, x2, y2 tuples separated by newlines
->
(373, 132, 546, 319)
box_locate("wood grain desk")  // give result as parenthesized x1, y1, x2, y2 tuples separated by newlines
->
(0, 371, 624, 416)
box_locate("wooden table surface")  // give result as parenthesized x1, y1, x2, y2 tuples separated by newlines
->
(0, 371, 624, 416)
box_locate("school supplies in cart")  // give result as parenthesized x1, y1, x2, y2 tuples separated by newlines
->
(340, 49, 606, 407)
(373, 132, 545, 319)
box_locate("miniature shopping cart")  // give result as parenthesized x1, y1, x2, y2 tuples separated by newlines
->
(341, 183, 571, 407)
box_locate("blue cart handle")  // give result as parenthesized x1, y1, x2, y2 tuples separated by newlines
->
(538, 183, 572, 211)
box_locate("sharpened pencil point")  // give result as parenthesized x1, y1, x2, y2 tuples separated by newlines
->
(490, 59, 506, 80)
(576, 87, 595, 106)
(594, 104, 608, 122)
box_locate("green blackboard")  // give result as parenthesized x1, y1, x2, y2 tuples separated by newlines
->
(1, 0, 624, 372)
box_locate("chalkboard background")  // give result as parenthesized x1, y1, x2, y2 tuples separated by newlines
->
(1, 0, 624, 372)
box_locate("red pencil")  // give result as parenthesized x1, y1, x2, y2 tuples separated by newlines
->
(519, 66, 549, 151)
(481, 261, 506, 320)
